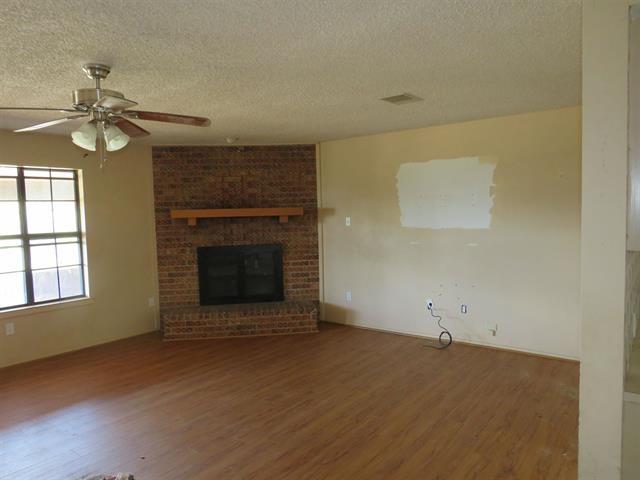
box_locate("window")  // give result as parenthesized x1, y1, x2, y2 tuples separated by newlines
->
(0, 165, 87, 310)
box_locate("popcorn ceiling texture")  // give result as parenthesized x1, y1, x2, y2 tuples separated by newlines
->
(0, 0, 580, 144)
(153, 145, 319, 339)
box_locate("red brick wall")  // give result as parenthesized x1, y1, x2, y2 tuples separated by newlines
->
(152, 145, 319, 310)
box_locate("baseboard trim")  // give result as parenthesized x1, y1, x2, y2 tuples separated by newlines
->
(321, 320, 579, 363)
(0, 329, 160, 370)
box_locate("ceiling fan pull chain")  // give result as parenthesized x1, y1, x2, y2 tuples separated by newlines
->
(96, 122, 108, 170)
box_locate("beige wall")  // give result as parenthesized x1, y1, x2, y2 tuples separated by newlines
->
(624, 4, 640, 480)
(581, 1, 630, 478)
(627, 10, 640, 373)
(0, 130, 158, 368)
(623, 396, 640, 479)
(625, 252, 640, 373)
(319, 106, 581, 359)
(629, 7, 640, 253)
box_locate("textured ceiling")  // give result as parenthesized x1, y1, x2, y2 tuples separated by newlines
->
(0, 0, 581, 145)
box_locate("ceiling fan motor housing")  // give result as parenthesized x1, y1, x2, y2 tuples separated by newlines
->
(72, 88, 125, 110)
(74, 64, 123, 112)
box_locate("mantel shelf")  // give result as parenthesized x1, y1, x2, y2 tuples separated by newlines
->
(170, 207, 304, 226)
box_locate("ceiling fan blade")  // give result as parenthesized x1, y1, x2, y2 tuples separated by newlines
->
(94, 95, 138, 111)
(14, 114, 88, 133)
(0, 107, 82, 113)
(111, 117, 151, 138)
(125, 110, 211, 127)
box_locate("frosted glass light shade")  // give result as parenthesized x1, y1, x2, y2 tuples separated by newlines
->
(71, 122, 97, 151)
(104, 124, 129, 152)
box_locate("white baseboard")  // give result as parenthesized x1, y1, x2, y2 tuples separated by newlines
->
(321, 319, 579, 362)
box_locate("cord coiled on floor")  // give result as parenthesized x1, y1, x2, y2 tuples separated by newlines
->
(423, 307, 452, 350)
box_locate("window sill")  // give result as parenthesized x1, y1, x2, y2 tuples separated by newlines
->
(0, 297, 94, 320)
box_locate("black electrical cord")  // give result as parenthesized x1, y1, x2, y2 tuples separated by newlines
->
(423, 307, 452, 350)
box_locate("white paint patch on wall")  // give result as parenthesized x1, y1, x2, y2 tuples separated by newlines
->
(396, 157, 496, 229)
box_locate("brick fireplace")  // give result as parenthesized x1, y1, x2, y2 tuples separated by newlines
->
(152, 145, 319, 339)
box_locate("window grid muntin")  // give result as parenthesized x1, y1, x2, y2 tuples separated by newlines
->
(0, 166, 86, 310)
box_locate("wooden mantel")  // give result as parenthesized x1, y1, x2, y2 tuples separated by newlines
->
(170, 207, 304, 226)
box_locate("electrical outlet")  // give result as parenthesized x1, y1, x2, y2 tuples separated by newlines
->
(148, 296, 155, 307)
(426, 299, 434, 310)
(461, 304, 468, 314)
(345, 291, 352, 302)
(4, 322, 15, 336)
(345, 216, 351, 227)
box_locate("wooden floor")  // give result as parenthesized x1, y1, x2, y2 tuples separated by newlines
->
(0, 323, 578, 480)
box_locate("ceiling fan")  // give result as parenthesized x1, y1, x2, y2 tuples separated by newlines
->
(0, 63, 211, 165)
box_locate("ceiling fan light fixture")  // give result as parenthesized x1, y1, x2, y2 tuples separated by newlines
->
(71, 122, 97, 151)
(104, 124, 130, 151)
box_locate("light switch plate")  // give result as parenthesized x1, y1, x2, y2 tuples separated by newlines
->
(345, 217, 351, 227)
(5, 322, 15, 336)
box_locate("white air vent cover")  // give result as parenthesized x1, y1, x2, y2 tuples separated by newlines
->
(381, 93, 423, 105)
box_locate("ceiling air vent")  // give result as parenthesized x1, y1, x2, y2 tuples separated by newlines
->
(381, 93, 423, 105)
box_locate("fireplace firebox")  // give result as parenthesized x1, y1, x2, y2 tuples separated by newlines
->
(197, 244, 284, 305)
